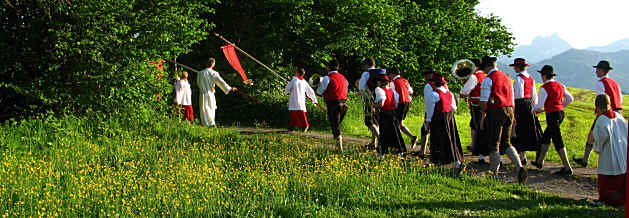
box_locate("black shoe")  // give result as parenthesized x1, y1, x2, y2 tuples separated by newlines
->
(553, 167, 573, 175)
(531, 161, 543, 169)
(573, 156, 588, 167)
(457, 163, 466, 175)
(476, 159, 488, 165)
(518, 167, 528, 184)
(411, 136, 418, 146)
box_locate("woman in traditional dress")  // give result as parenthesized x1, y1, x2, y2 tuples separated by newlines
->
(373, 72, 406, 154)
(425, 73, 463, 166)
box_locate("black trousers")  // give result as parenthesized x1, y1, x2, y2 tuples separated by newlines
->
(326, 100, 348, 138)
(485, 107, 514, 153)
(542, 111, 565, 150)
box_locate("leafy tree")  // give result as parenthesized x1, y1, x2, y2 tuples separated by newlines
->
(0, 0, 215, 120)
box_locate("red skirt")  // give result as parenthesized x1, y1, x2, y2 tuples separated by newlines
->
(597, 173, 626, 207)
(182, 105, 193, 121)
(289, 110, 309, 128)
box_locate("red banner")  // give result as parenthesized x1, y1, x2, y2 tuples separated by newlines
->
(221, 44, 249, 83)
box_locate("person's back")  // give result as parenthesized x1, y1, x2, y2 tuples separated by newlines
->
(594, 111, 628, 175)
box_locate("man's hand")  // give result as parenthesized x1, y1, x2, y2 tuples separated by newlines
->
(232, 87, 238, 93)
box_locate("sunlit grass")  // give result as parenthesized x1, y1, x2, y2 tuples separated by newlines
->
(0, 114, 622, 216)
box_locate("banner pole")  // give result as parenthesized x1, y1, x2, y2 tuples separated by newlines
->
(213, 33, 288, 82)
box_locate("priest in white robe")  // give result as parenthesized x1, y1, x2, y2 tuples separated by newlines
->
(197, 58, 237, 127)
(285, 68, 318, 131)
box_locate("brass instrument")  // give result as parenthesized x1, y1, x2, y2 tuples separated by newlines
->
(308, 73, 322, 88)
(451, 59, 475, 80)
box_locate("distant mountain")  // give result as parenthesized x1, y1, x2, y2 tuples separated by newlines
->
(586, 38, 629, 53)
(499, 33, 572, 64)
(498, 49, 629, 91)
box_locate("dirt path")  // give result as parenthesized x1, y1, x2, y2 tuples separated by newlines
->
(232, 126, 599, 201)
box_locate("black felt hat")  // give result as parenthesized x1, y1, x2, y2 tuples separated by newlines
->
(537, 65, 556, 76)
(593, 60, 613, 70)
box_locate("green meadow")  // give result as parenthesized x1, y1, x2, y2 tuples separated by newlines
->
(0, 86, 625, 217)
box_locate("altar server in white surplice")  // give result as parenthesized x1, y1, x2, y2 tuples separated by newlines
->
(197, 58, 238, 127)
(285, 68, 318, 132)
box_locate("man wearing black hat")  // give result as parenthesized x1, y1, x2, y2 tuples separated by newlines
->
(509, 58, 543, 166)
(425, 73, 464, 166)
(316, 59, 349, 151)
(574, 60, 623, 167)
(459, 58, 487, 164)
(479, 56, 528, 184)
(373, 72, 406, 154)
(358, 57, 380, 150)
(532, 65, 575, 175)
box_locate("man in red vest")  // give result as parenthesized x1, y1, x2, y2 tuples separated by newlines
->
(479, 56, 528, 184)
(574, 60, 623, 167)
(389, 67, 417, 148)
(316, 59, 349, 151)
(532, 65, 575, 175)
(460, 58, 487, 164)
(510, 58, 543, 166)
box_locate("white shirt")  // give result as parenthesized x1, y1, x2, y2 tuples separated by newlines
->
(459, 72, 478, 95)
(175, 79, 192, 106)
(285, 76, 318, 111)
(480, 68, 515, 105)
(375, 86, 399, 107)
(532, 79, 574, 113)
(593, 112, 628, 175)
(358, 67, 375, 91)
(424, 86, 457, 122)
(316, 71, 348, 96)
(513, 71, 538, 104)
(197, 68, 232, 109)
(596, 75, 623, 104)
(389, 75, 414, 96)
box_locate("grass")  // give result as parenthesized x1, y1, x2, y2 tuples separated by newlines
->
(0, 115, 622, 217)
(218, 85, 629, 168)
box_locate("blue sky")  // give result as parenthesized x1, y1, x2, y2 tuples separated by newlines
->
(476, 0, 629, 49)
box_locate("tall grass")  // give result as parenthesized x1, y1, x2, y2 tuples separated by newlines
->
(0, 114, 621, 216)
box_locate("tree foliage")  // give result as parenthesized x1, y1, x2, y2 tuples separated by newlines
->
(0, 0, 215, 120)
(195, 0, 514, 91)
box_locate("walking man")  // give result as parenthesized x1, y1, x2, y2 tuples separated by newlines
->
(459, 58, 487, 164)
(574, 60, 623, 167)
(389, 67, 417, 148)
(317, 59, 349, 151)
(479, 56, 528, 184)
(197, 58, 238, 127)
(532, 65, 575, 175)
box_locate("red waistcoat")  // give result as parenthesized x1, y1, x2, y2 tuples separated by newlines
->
(600, 77, 622, 110)
(435, 88, 454, 113)
(470, 71, 486, 103)
(519, 74, 534, 99)
(382, 87, 396, 111)
(488, 70, 514, 109)
(323, 72, 348, 102)
(393, 76, 412, 103)
(542, 81, 565, 112)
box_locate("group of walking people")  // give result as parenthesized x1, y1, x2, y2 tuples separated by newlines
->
(284, 56, 626, 207)
(174, 56, 625, 208)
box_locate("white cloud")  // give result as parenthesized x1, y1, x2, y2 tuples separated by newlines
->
(476, 0, 629, 48)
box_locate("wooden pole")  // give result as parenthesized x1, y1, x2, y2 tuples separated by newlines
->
(213, 33, 288, 82)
